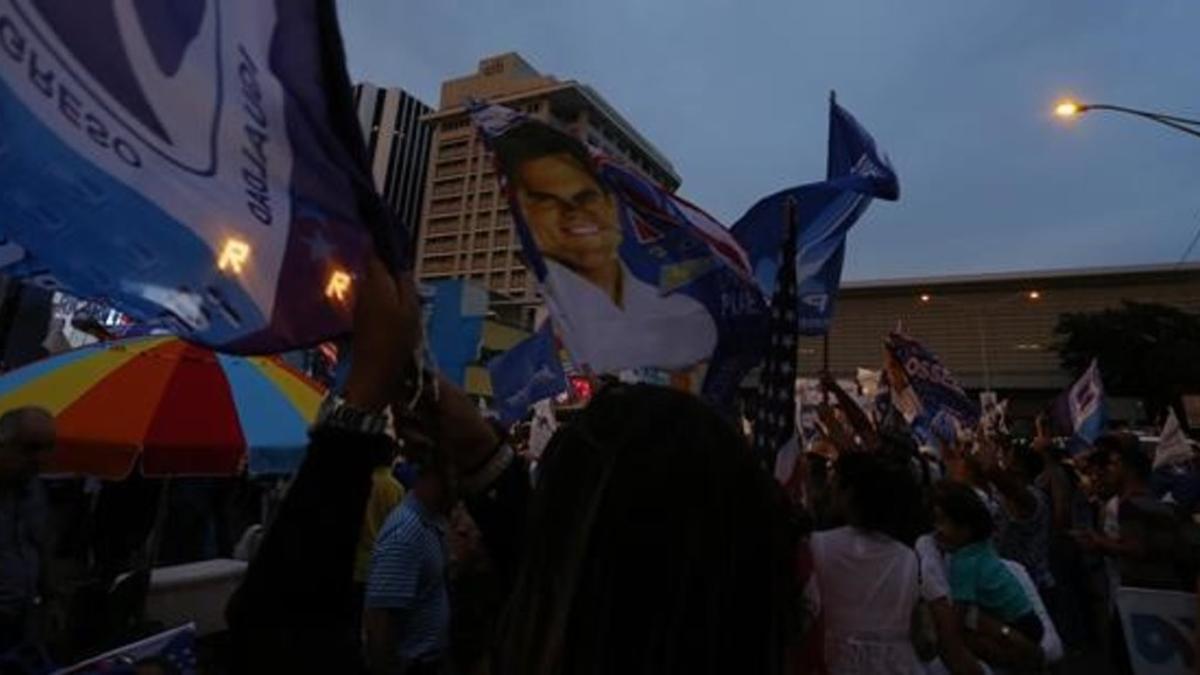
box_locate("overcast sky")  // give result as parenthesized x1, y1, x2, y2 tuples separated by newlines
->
(337, 0, 1200, 281)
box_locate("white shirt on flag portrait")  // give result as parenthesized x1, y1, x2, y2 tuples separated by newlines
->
(542, 259, 717, 373)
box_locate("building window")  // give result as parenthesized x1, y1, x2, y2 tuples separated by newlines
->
(435, 160, 467, 178)
(432, 181, 463, 198)
(428, 197, 461, 216)
(423, 235, 458, 255)
(426, 216, 460, 236)
(422, 257, 456, 275)
(439, 139, 468, 159)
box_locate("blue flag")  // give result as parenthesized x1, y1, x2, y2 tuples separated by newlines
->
(425, 279, 487, 387)
(1051, 359, 1106, 449)
(732, 94, 898, 335)
(0, 0, 395, 353)
(488, 323, 567, 424)
(884, 331, 980, 442)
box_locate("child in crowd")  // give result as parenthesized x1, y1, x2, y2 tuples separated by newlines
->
(933, 482, 1044, 657)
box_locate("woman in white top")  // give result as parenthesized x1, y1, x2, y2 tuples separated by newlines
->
(810, 452, 931, 674)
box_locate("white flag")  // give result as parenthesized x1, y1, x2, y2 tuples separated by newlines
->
(528, 399, 559, 460)
(1154, 408, 1194, 470)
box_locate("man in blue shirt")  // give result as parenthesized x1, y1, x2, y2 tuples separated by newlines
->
(0, 407, 56, 654)
(365, 459, 452, 675)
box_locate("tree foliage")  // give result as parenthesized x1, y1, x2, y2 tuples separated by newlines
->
(1055, 301, 1200, 416)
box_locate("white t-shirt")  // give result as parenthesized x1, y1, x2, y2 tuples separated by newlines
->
(811, 527, 927, 674)
(915, 534, 951, 602)
(542, 259, 717, 373)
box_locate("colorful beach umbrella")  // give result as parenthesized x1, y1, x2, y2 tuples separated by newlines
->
(0, 336, 325, 479)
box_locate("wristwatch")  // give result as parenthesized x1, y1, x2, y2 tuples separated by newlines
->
(313, 394, 394, 438)
(999, 625, 1013, 640)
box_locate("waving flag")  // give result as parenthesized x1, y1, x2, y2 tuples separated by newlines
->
(752, 199, 801, 472)
(1154, 408, 1195, 470)
(0, 0, 395, 353)
(1050, 359, 1106, 450)
(884, 331, 979, 441)
(488, 322, 567, 424)
(733, 94, 898, 335)
(470, 102, 767, 383)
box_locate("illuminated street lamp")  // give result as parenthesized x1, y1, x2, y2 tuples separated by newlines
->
(1054, 101, 1081, 118)
(1053, 98, 1200, 139)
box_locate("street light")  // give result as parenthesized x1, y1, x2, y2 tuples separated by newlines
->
(1052, 98, 1200, 139)
(1054, 101, 1081, 118)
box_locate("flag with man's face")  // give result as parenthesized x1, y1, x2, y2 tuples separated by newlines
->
(470, 102, 767, 384)
(0, 0, 396, 353)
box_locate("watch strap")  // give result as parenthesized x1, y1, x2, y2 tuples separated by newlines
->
(459, 443, 515, 496)
(314, 394, 394, 438)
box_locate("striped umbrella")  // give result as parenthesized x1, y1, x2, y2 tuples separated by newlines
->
(0, 336, 325, 478)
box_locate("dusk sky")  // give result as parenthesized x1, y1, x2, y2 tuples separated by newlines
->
(338, 1, 1200, 281)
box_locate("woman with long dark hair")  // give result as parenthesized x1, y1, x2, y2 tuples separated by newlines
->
(228, 257, 798, 674)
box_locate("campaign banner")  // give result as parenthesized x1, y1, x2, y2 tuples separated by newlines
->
(424, 279, 488, 387)
(0, 0, 392, 353)
(1115, 587, 1196, 674)
(884, 331, 979, 436)
(470, 102, 766, 381)
(488, 322, 566, 424)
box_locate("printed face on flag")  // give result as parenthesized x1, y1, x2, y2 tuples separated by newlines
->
(509, 150, 622, 303)
(474, 105, 760, 375)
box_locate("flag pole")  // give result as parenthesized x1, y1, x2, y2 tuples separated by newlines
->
(822, 88, 837, 405)
(822, 333, 831, 405)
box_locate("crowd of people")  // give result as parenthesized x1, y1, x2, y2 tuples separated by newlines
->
(1, 258, 1198, 675)
(226, 259, 1200, 674)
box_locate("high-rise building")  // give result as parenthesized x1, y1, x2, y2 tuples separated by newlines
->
(353, 83, 434, 244)
(415, 53, 680, 323)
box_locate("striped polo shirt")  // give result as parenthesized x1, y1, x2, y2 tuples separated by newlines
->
(366, 494, 449, 662)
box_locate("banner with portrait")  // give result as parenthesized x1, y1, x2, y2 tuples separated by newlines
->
(470, 102, 767, 380)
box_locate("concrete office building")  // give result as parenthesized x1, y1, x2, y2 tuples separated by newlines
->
(353, 83, 434, 243)
(415, 53, 680, 324)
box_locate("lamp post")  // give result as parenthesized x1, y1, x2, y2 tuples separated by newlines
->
(1054, 99, 1200, 140)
